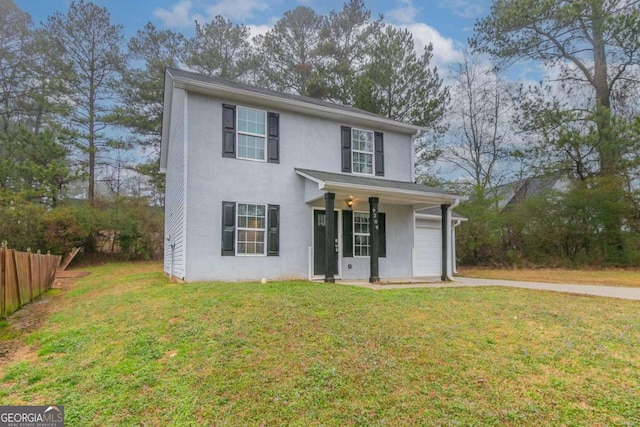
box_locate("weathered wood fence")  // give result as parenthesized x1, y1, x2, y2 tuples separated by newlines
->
(0, 247, 62, 317)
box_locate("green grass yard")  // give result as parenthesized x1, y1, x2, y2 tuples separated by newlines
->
(1, 262, 640, 425)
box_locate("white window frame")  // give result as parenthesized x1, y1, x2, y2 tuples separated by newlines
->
(235, 202, 267, 256)
(353, 211, 370, 257)
(237, 106, 267, 162)
(351, 128, 375, 176)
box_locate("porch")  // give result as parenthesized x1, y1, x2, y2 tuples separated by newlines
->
(296, 168, 466, 284)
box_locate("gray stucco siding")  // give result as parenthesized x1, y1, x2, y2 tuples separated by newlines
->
(183, 92, 311, 281)
(340, 204, 414, 280)
(182, 92, 414, 182)
(307, 199, 415, 280)
(175, 90, 418, 281)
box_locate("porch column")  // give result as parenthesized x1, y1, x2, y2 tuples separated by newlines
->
(369, 197, 380, 283)
(324, 192, 336, 283)
(441, 203, 450, 281)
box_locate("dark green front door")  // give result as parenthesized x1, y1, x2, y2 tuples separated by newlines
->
(313, 210, 339, 276)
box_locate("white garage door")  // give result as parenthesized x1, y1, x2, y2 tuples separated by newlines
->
(413, 223, 441, 277)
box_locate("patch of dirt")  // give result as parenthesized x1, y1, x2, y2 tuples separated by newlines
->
(0, 271, 91, 375)
(55, 270, 91, 280)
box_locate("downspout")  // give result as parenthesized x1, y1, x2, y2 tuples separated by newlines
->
(446, 199, 460, 281)
(452, 220, 462, 274)
(412, 129, 424, 183)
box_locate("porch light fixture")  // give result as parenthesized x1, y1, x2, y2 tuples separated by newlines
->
(346, 198, 354, 208)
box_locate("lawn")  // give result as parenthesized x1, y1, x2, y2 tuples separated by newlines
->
(1, 262, 640, 426)
(460, 267, 640, 288)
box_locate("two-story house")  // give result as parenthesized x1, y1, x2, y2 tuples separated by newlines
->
(160, 68, 465, 283)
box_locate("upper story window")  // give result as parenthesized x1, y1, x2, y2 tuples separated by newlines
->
(341, 126, 384, 177)
(237, 106, 266, 161)
(222, 104, 279, 163)
(352, 129, 374, 175)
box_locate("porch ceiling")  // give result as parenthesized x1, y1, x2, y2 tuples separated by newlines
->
(296, 168, 466, 209)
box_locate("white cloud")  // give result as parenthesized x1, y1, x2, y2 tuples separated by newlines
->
(384, 0, 463, 67)
(153, 0, 270, 28)
(204, 0, 269, 22)
(247, 24, 272, 40)
(153, 0, 197, 28)
(401, 23, 464, 68)
(386, 0, 420, 25)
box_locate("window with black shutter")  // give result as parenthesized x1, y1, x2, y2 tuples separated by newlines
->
(341, 126, 352, 173)
(222, 104, 279, 163)
(267, 113, 280, 163)
(267, 205, 280, 256)
(342, 126, 384, 177)
(222, 104, 236, 158)
(221, 201, 279, 256)
(374, 132, 384, 176)
(221, 201, 235, 256)
(343, 210, 386, 257)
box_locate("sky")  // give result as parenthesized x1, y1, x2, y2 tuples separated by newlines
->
(15, 0, 494, 71)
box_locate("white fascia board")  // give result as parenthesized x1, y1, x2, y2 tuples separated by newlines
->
(323, 181, 465, 205)
(159, 71, 174, 173)
(295, 170, 326, 187)
(172, 75, 423, 135)
(415, 213, 468, 222)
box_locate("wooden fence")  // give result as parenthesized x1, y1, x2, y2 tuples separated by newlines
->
(0, 247, 62, 318)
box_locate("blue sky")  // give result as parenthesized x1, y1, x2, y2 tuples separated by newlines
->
(16, 0, 493, 70)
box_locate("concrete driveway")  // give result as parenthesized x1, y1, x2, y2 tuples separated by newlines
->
(338, 277, 640, 301)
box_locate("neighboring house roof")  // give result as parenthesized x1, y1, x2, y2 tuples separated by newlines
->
(296, 168, 466, 208)
(161, 68, 425, 172)
(497, 173, 567, 211)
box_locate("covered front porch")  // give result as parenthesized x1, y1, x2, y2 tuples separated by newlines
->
(296, 169, 466, 283)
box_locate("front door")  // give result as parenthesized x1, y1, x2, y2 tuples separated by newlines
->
(313, 210, 339, 276)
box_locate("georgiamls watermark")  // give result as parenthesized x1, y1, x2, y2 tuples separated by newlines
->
(0, 406, 64, 427)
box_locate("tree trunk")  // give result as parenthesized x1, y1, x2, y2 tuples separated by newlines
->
(591, 4, 624, 261)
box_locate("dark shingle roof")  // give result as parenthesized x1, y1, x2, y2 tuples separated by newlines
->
(166, 67, 422, 134)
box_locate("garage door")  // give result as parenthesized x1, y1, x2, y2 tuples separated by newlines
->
(413, 223, 441, 277)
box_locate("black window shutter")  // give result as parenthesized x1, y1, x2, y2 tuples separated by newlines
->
(222, 104, 236, 158)
(341, 126, 352, 173)
(374, 131, 384, 176)
(343, 210, 353, 257)
(378, 212, 386, 257)
(267, 112, 279, 163)
(221, 201, 235, 256)
(267, 204, 280, 256)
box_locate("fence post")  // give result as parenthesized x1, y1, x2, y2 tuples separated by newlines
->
(12, 249, 21, 308)
(1, 247, 5, 318)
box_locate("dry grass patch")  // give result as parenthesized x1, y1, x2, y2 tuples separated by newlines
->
(459, 267, 640, 287)
(0, 262, 639, 425)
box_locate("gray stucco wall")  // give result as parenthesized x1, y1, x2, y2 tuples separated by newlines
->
(174, 90, 415, 282)
(306, 200, 416, 280)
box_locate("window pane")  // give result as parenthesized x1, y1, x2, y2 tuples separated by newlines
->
(354, 213, 369, 233)
(236, 203, 267, 255)
(353, 212, 371, 257)
(237, 230, 266, 254)
(238, 134, 265, 160)
(238, 106, 265, 136)
(354, 235, 370, 257)
(353, 152, 373, 174)
(352, 129, 373, 152)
